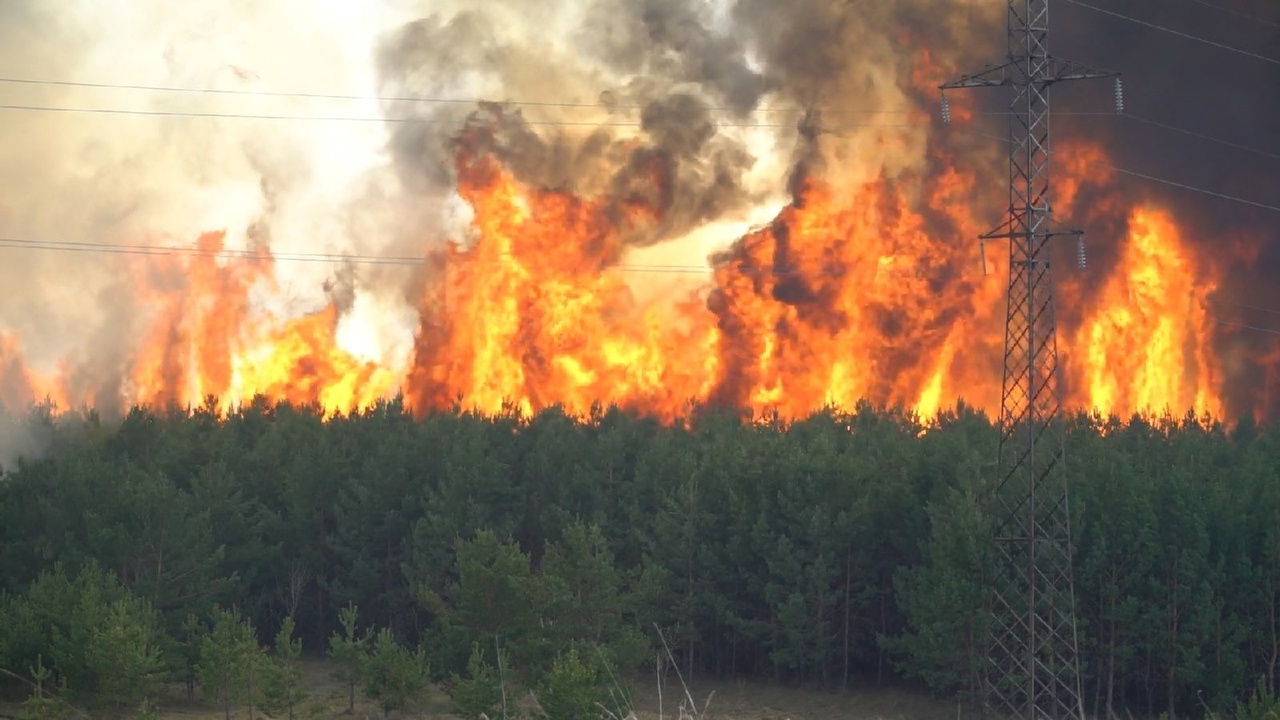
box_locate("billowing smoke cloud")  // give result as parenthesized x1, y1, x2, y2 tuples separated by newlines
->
(373, 1, 774, 247)
(370, 0, 1011, 249)
(0, 1, 419, 407)
(0, 0, 1275, 444)
(370, 0, 1277, 417)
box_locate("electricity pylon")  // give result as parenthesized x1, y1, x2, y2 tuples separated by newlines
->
(940, 1, 1119, 718)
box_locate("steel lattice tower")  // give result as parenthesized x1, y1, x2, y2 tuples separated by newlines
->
(940, 1, 1117, 718)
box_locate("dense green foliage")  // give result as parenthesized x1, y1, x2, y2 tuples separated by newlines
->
(0, 398, 1277, 718)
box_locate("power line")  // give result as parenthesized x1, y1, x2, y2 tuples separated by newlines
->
(0, 236, 703, 273)
(3, 237, 1278, 341)
(0, 76, 631, 110)
(1187, 0, 1280, 29)
(0, 102, 916, 130)
(943, 125, 1280, 213)
(0, 236, 427, 266)
(0, 76, 912, 116)
(1109, 166, 1280, 213)
(2, 239, 1278, 342)
(7, 73, 1270, 162)
(977, 108, 1280, 165)
(0, 235, 934, 279)
(1219, 320, 1280, 337)
(10, 78, 1277, 165)
(1226, 302, 1280, 317)
(1122, 113, 1280, 162)
(1062, 0, 1280, 66)
(9, 96, 1274, 172)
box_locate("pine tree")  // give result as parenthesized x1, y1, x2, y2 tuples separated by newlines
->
(262, 616, 306, 720)
(83, 598, 166, 711)
(536, 646, 627, 720)
(197, 606, 262, 720)
(177, 613, 205, 702)
(448, 642, 505, 719)
(17, 654, 68, 720)
(361, 629, 429, 718)
(327, 602, 371, 714)
(880, 483, 992, 699)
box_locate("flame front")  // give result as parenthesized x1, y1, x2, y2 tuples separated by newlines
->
(113, 232, 395, 417)
(405, 141, 721, 422)
(703, 168, 1003, 420)
(0, 125, 1268, 423)
(1069, 207, 1224, 419)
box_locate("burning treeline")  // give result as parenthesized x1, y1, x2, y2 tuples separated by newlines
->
(390, 99, 1267, 423)
(0, 1, 1275, 424)
(0, 103, 1270, 424)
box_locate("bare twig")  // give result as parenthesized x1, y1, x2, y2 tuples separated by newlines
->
(656, 652, 664, 720)
(593, 645, 637, 719)
(495, 635, 509, 720)
(654, 624, 714, 718)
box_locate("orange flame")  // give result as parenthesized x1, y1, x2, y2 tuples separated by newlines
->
(0, 333, 41, 411)
(0, 333, 69, 411)
(0, 120, 1270, 424)
(702, 169, 1002, 420)
(1068, 206, 1223, 419)
(125, 231, 395, 416)
(405, 145, 720, 422)
(403, 116, 1013, 422)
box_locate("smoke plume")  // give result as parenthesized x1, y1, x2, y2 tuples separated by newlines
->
(0, 0, 1275, 442)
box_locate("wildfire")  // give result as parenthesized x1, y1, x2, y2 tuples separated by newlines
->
(0, 331, 71, 412)
(1, 334, 47, 411)
(0, 117, 1266, 425)
(130, 231, 275, 410)
(703, 168, 1003, 420)
(404, 130, 721, 422)
(1068, 207, 1224, 419)
(0, 231, 397, 417)
(228, 303, 400, 415)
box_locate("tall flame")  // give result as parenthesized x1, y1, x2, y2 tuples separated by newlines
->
(1069, 207, 1223, 419)
(702, 168, 1003, 420)
(0, 333, 69, 412)
(405, 139, 721, 422)
(0, 122, 1267, 424)
(124, 231, 396, 416)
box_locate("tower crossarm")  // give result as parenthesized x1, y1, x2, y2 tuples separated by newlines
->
(941, 56, 1116, 93)
(936, 2, 1118, 719)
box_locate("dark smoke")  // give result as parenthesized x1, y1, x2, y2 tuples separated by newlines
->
(739, 0, 1279, 420)
(1050, 0, 1280, 419)
(375, 0, 1277, 419)
(373, 3, 776, 246)
(583, 0, 772, 114)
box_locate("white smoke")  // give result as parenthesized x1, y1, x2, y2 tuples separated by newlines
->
(0, 0, 429, 375)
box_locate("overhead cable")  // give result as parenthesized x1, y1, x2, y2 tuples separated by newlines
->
(1062, 0, 1280, 66)
(0, 76, 912, 115)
